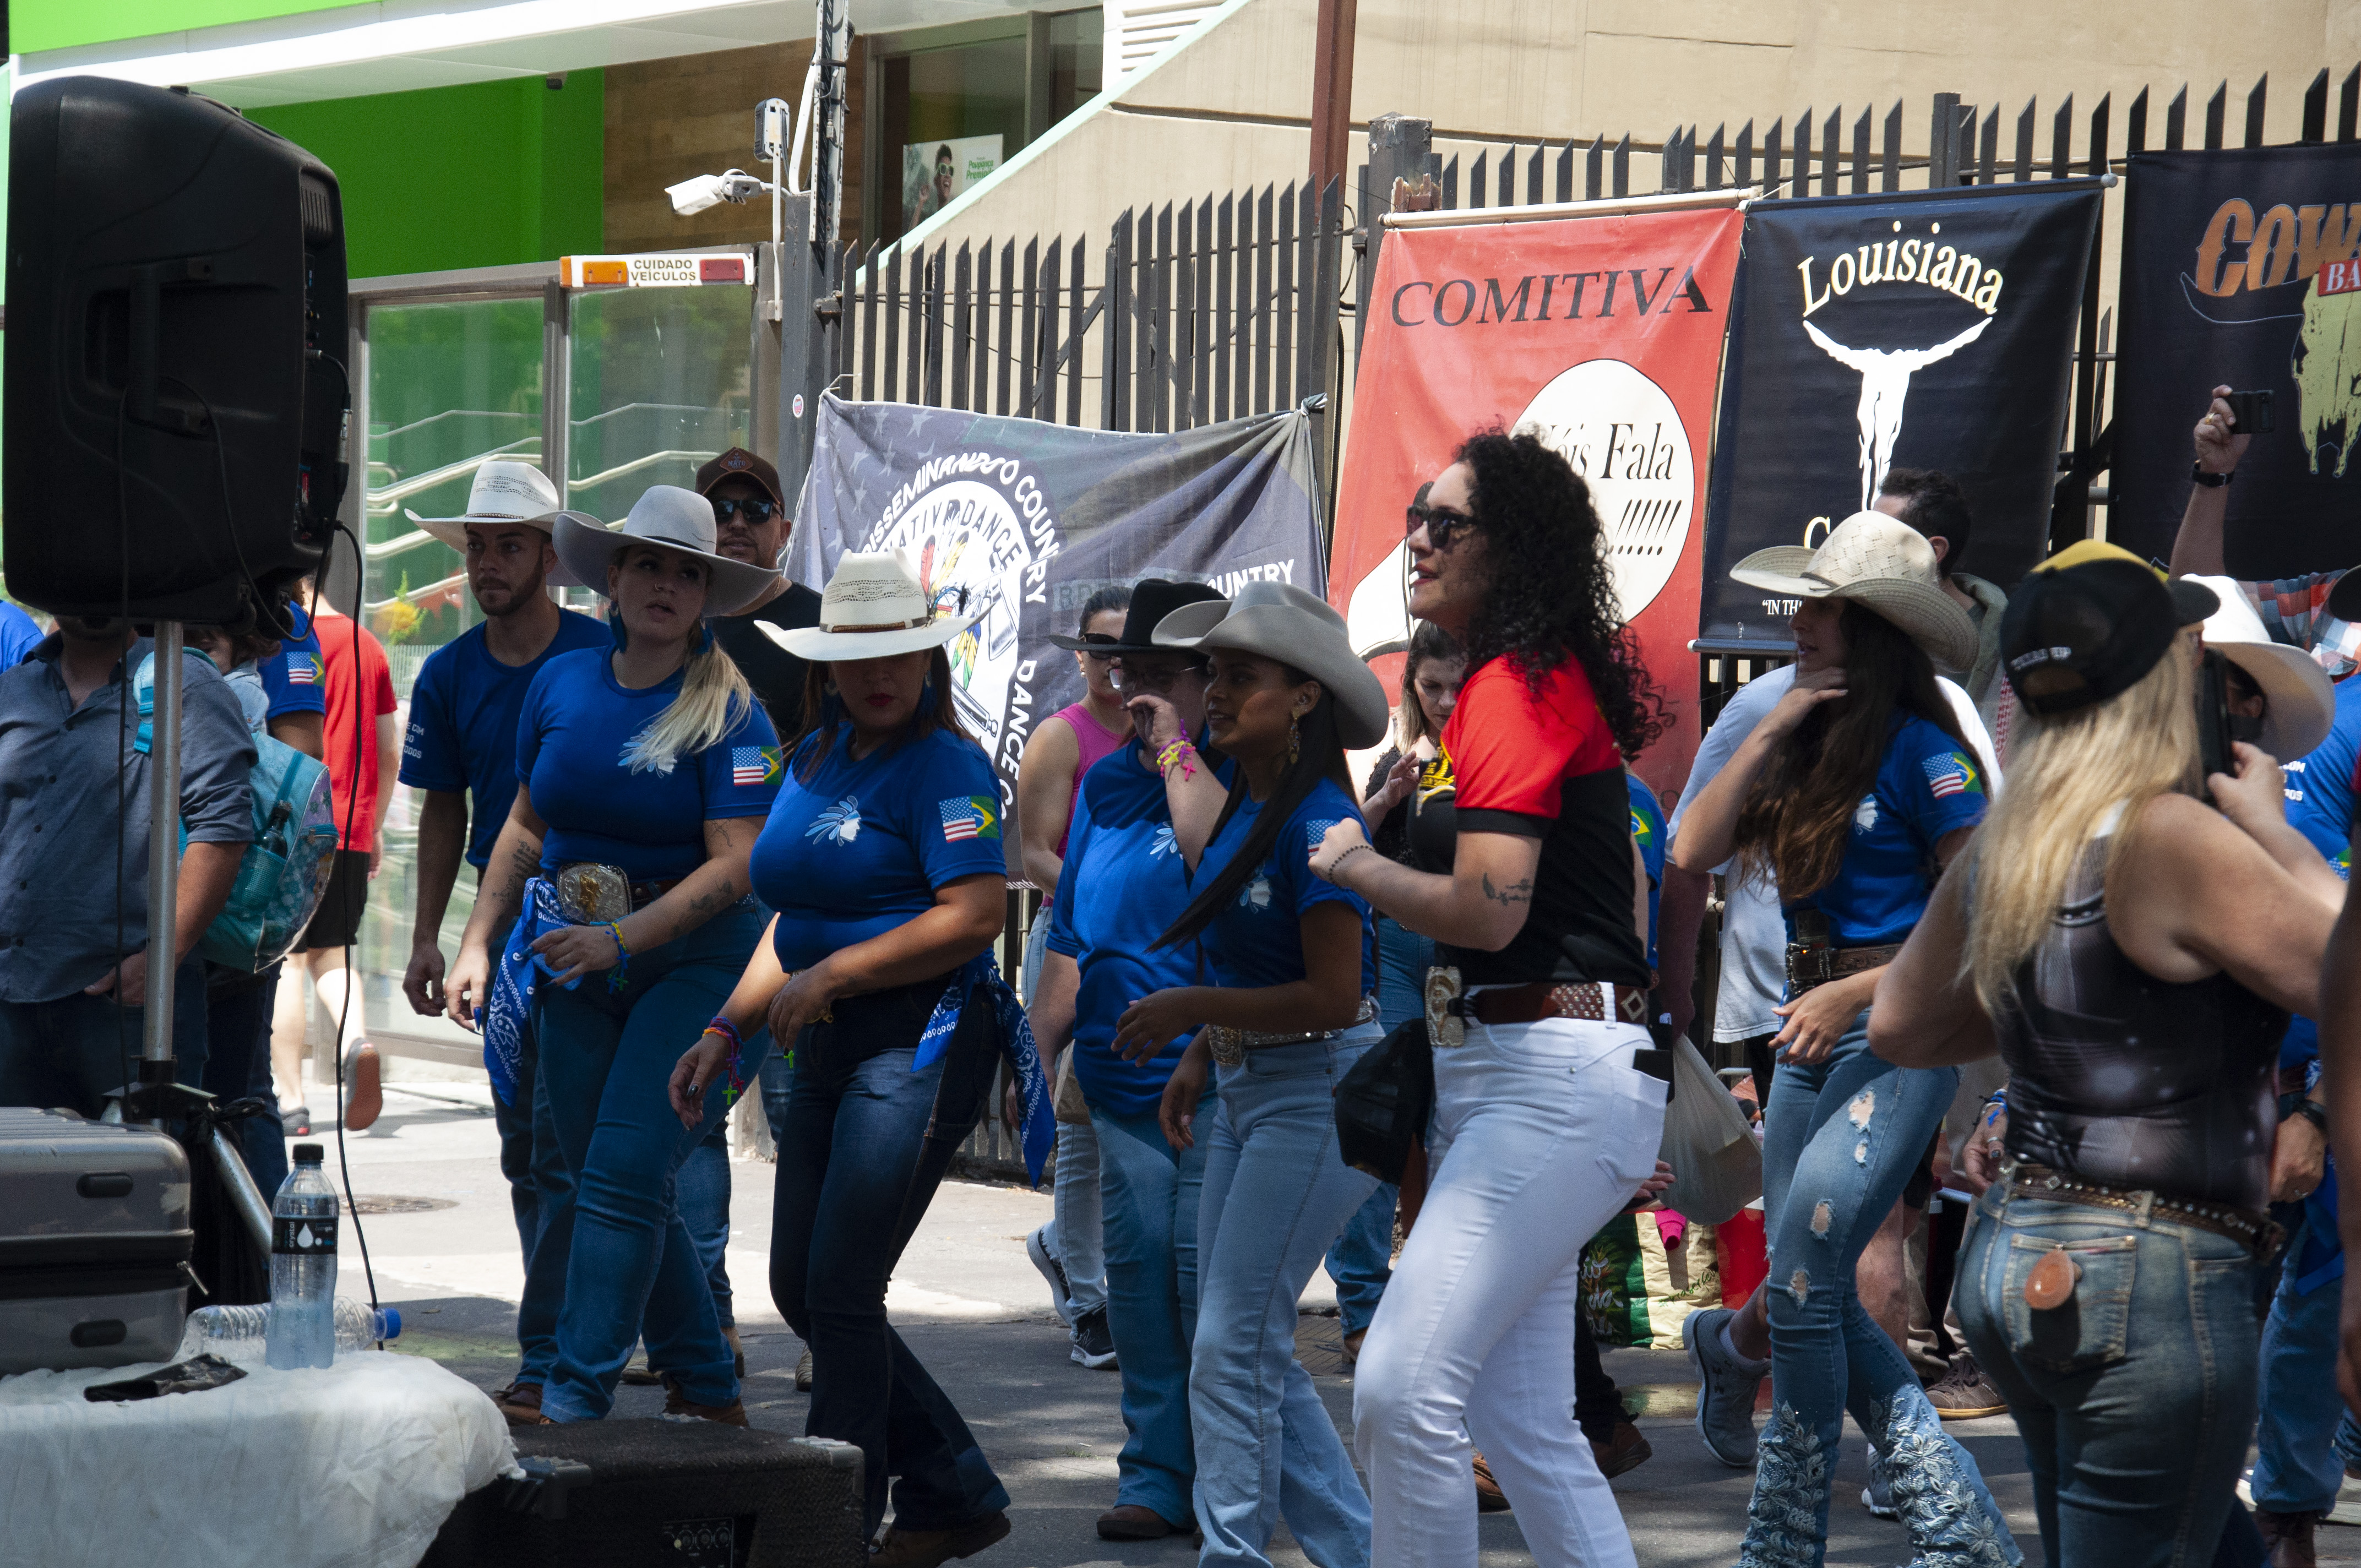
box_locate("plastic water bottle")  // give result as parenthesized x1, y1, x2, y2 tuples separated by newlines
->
(182, 1300, 400, 1360)
(265, 1144, 340, 1370)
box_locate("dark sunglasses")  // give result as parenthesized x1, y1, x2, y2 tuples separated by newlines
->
(1076, 631, 1120, 661)
(1406, 500, 1479, 551)
(712, 496, 779, 523)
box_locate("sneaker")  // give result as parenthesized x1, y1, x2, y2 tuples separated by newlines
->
(2257, 1507, 2319, 1568)
(1925, 1351, 2009, 1419)
(869, 1510, 1011, 1567)
(1591, 1420, 1654, 1479)
(341, 1041, 382, 1131)
(1863, 1444, 1898, 1520)
(284, 1106, 312, 1139)
(491, 1381, 544, 1427)
(1070, 1306, 1119, 1370)
(795, 1343, 814, 1391)
(662, 1386, 750, 1427)
(1683, 1305, 1767, 1469)
(1027, 1224, 1075, 1326)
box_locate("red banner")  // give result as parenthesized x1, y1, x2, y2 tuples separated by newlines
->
(1331, 204, 1743, 803)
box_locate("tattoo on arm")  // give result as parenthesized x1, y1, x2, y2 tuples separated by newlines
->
(1480, 873, 1533, 908)
(499, 837, 539, 903)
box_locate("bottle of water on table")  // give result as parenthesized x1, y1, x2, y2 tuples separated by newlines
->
(183, 1300, 400, 1359)
(265, 1142, 340, 1370)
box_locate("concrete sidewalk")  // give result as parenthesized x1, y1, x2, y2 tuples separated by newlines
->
(312, 1081, 2305, 1567)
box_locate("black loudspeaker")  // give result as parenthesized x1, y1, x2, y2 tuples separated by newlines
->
(3, 77, 347, 624)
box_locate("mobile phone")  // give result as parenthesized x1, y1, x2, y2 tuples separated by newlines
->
(2223, 389, 2275, 435)
(2197, 648, 2237, 803)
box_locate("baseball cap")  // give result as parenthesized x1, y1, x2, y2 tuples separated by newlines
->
(694, 446, 786, 511)
(2031, 538, 2218, 625)
(2001, 558, 2186, 716)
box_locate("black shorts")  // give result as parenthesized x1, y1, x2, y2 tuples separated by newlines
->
(295, 848, 371, 954)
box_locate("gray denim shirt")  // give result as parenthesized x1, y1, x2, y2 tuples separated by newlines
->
(0, 636, 254, 1003)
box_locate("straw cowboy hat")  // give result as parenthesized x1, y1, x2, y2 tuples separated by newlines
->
(1150, 581, 1392, 749)
(406, 460, 583, 587)
(760, 549, 985, 660)
(1728, 510, 1981, 674)
(550, 485, 781, 615)
(2184, 573, 2335, 760)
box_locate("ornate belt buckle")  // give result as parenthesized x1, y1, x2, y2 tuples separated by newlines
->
(1424, 965, 1466, 1049)
(1204, 1026, 1245, 1068)
(556, 862, 632, 925)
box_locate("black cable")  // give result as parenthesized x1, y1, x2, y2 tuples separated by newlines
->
(323, 519, 380, 1336)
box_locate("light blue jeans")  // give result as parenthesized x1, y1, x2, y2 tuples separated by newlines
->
(1192, 1023, 1383, 1568)
(2250, 1217, 2361, 1516)
(1092, 1092, 1211, 1526)
(1744, 1011, 2015, 1568)
(1025, 912, 1106, 1317)
(1958, 1185, 2266, 1568)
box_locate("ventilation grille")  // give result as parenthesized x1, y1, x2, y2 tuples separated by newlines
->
(1106, 0, 1223, 82)
(297, 173, 336, 247)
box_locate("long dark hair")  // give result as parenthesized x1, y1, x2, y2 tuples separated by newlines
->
(1456, 431, 1667, 759)
(1154, 665, 1356, 949)
(1397, 620, 1462, 750)
(1732, 603, 1967, 897)
(786, 644, 972, 781)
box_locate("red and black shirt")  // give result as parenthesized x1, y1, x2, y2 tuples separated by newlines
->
(1406, 654, 1649, 988)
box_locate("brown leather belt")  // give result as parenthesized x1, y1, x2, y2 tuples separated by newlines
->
(1465, 979, 1651, 1028)
(1785, 941, 1901, 994)
(626, 876, 685, 911)
(2000, 1160, 2281, 1255)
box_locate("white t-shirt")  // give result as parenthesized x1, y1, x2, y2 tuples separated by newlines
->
(1665, 664, 2001, 1043)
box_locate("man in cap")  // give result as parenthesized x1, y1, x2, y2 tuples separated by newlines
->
(698, 447, 823, 741)
(398, 460, 610, 1306)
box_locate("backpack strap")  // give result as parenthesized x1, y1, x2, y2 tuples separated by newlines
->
(131, 647, 226, 756)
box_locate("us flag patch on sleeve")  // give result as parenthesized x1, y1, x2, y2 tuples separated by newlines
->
(939, 795, 999, 842)
(732, 746, 779, 786)
(1922, 750, 1981, 799)
(286, 655, 318, 685)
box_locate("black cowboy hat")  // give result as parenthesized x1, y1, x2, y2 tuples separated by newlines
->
(1046, 578, 1225, 656)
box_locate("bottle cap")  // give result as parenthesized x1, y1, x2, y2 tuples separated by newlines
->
(379, 1306, 401, 1340)
(292, 1142, 324, 1162)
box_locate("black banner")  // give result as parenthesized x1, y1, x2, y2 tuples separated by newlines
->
(1700, 181, 2103, 649)
(2112, 146, 2361, 578)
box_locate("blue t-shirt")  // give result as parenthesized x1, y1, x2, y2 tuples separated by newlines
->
(1786, 714, 1988, 949)
(753, 726, 1008, 971)
(515, 647, 781, 880)
(1196, 776, 1374, 994)
(1048, 743, 1236, 1119)
(401, 611, 611, 868)
(2277, 676, 2361, 1068)
(1628, 772, 1667, 968)
(257, 604, 328, 721)
(0, 602, 40, 669)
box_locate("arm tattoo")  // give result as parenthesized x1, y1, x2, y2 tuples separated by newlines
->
(498, 837, 539, 903)
(1480, 873, 1534, 908)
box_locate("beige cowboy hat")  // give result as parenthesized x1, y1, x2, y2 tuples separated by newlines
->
(406, 460, 583, 587)
(1729, 510, 1981, 674)
(1150, 581, 1392, 749)
(760, 548, 984, 660)
(550, 485, 781, 615)
(2184, 573, 2335, 760)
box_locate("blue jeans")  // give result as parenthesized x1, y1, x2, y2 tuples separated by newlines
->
(1092, 1093, 1211, 1526)
(676, 1131, 735, 1329)
(770, 983, 1009, 1536)
(535, 902, 768, 1422)
(201, 963, 286, 1196)
(0, 955, 209, 1118)
(1958, 1185, 2267, 1568)
(1372, 917, 1432, 1033)
(1744, 1012, 2013, 1568)
(491, 1026, 568, 1278)
(1193, 1025, 1383, 1568)
(1326, 1183, 1397, 1336)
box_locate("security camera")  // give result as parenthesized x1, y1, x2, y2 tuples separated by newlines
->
(755, 97, 791, 162)
(665, 169, 770, 216)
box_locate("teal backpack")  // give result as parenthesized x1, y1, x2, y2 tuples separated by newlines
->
(135, 650, 340, 973)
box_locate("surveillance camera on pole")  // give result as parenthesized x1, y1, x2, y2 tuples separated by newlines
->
(663, 168, 772, 217)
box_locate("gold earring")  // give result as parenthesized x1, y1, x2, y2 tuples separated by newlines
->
(1288, 714, 1301, 765)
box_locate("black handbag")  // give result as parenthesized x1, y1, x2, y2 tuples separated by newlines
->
(1332, 1018, 1434, 1183)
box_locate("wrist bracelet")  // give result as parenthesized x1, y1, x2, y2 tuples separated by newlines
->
(605, 922, 631, 994)
(1155, 736, 1199, 781)
(2191, 461, 2234, 489)
(1325, 841, 1372, 881)
(704, 1015, 747, 1107)
(2295, 1097, 2329, 1134)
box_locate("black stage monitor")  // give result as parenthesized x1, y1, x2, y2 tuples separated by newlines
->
(4, 77, 348, 624)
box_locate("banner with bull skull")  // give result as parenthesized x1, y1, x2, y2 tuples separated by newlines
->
(1699, 180, 2103, 649)
(789, 395, 1327, 869)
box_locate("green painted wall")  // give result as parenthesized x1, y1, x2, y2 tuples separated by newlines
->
(18, 0, 355, 55)
(246, 72, 605, 279)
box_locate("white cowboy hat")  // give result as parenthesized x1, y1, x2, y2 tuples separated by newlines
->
(550, 485, 781, 615)
(760, 549, 984, 660)
(1151, 581, 1392, 749)
(2184, 573, 2336, 760)
(1728, 510, 1981, 674)
(405, 460, 583, 587)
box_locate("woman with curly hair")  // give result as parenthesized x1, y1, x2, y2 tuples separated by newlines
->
(1669, 509, 2017, 1567)
(1305, 431, 1675, 1568)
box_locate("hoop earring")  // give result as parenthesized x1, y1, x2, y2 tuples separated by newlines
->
(1288, 714, 1301, 766)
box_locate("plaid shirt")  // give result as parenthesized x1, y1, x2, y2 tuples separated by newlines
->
(2242, 569, 2361, 678)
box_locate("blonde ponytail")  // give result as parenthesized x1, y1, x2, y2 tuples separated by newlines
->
(623, 638, 755, 775)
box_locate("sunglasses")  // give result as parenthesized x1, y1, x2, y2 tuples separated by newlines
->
(1111, 660, 1205, 694)
(712, 497, 779, 524)
(1076, 632, 1119, 662)
(1406, 500, 1479, 552)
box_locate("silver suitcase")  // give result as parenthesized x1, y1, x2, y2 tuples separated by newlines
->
(0, 1107, 194, 1374)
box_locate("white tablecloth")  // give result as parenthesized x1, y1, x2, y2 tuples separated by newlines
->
(0, 1343, 514, 1568)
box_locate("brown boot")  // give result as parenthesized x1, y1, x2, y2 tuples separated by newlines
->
(1341, 1327, 1367, 1368)
(1590, 1420, 1654, 1479)
(661, 1386, 750, 1427)
(1095, 1504, 1187, 1540)
(868, 1510, 1011, 1566)
(491, 1381, 544, 1427)
(2257, 1509, 2318, 1568)
(1471, 1450, 1512, 1512)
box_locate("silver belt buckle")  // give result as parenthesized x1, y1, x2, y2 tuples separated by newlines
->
(1204, 1026, 1245, 1068)
(556, 862, 632, 925)
(1424, 965, 1466, 1049)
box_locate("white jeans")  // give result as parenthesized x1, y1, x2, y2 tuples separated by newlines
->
(1352, 1016, 1665, 1568)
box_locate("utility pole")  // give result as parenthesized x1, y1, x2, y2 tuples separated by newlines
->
(1308, 0, 1357, 193)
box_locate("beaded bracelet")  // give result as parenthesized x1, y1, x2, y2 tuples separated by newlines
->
(1155, 736, 1199, 782)
(604, 922, 631, 994)
(704, 1014, 747, 1107)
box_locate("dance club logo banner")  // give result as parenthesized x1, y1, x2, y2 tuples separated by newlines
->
(1331, 202, 1743, 798)
(791, 394, 1326, 867)
(2111, 146, 2361, 576)
(1700, 181, 2103, 649)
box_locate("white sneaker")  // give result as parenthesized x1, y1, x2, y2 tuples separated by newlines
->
(1863, 1443, 1897, 1520)
(1026, 1224, 1075, 1327)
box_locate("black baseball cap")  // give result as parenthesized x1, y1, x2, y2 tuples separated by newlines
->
(2001, 558, 2192, 715)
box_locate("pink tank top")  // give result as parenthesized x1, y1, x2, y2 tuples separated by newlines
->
(1052, 700, 1131, 870)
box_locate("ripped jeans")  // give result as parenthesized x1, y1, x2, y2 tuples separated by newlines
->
(1741, 1009, 2017, 1568)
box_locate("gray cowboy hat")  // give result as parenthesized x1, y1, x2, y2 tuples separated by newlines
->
(1729, 510, 1981, 674)
(1150, 582, 1392, 749)
(551, 485, 781, 615)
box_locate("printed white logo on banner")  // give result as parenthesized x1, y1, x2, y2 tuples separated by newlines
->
(1513, 357, 1694, 622)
